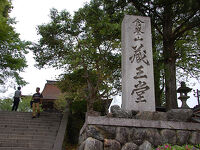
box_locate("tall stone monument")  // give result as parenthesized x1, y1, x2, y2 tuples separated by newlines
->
(122, 15, 155, 112)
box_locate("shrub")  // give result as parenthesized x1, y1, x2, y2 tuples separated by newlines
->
(155, 144, 200, 150)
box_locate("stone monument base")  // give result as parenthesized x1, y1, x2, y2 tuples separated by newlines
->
(78, 110, 200, 150)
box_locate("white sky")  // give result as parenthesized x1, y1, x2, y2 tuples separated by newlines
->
(0, 0, 90, 98)
(0, 0, 199, 108)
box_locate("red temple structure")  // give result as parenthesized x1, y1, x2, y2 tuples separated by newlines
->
(41, 80, 62, 111)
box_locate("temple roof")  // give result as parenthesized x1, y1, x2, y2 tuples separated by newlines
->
(41, 80, 61, 100)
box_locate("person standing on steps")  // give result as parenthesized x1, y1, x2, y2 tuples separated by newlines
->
(32, 87, 43, 118)
(12, 87, 22, 111)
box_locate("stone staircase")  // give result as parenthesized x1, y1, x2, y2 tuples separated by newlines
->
(0, 111, 63, 150)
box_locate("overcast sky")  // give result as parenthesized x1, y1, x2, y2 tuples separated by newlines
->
(0, 0, 90, 98)
(0, 0, 199, 108)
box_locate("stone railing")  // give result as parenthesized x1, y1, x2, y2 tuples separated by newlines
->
(78, 108, 200, 150)
(52, 107, 69, 150)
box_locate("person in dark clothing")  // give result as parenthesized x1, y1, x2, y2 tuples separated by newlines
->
(12, 87, 22, 111)
(32, 87, 43, 118)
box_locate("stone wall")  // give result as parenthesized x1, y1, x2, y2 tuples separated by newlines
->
(78, 109, 200, 150)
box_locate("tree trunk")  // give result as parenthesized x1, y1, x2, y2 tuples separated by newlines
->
(164, 48, 177, 109)
(154, 61, 163, 107)
(163, 4, 178, 110)
(86, 81, 97, 113)
(85, 70, 96, 113)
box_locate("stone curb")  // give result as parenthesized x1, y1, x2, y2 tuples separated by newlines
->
(85, 116, 200, 131)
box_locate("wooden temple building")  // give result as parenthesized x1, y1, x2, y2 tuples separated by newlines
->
(41, 80, 62, 111)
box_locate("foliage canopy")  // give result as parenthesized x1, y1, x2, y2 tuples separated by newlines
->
(33, 0, 200, 110)
(102, 0, 200, 108)
(32, 2, 123, 111)
(0, 96, 32, 112)
(0, 0, 29, 86)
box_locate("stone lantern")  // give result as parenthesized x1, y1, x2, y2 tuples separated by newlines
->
(177, 81, 192, 109)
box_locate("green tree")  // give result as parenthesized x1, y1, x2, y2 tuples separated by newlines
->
(0, 0, 29, 86)
(100, 0, 200, 109)
(0, 96, 32, 112)
(54, 93, 67, 112)
(32, 4, 121, 112)
(33, 0, 200, 110)
(18, 96, 32, 112)
(0, 98, 12, 111)
(128, 0, 200, 109)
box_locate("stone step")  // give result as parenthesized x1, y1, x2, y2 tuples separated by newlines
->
(1, 118, 61, 123)
(0, 147, 49, 150)
(0, 111, 62, 150)
(0, 115, 62, 120)
(0, 122, 60, 129)
(0, 118, 60, 124)
(0, 129, 57, 136)
(0, 117, 60, 123)
(0, 112, 62, 120)
(0, 114, 62, 119)
(0, 134, 56, 141)
(0, 113, 62, 118)
(0, 140, 54, 147)
(0, 143, 52, 149)
(0, 117, 61, 124)
(0, 111, 62, 116)
(0, 138, 53, 146)
(0, 124, 59, 130)
(0, 121, 61, 127)
(0, 117, 61, 123)
(0, 141, 54, 147)
(0, 127, 58, 133)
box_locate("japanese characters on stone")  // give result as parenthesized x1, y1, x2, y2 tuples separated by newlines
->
(122, 15, 155, 112)
(130, 18, 150, 103)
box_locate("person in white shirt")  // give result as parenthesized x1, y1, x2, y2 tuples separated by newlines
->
(12, 87, 22, 111)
